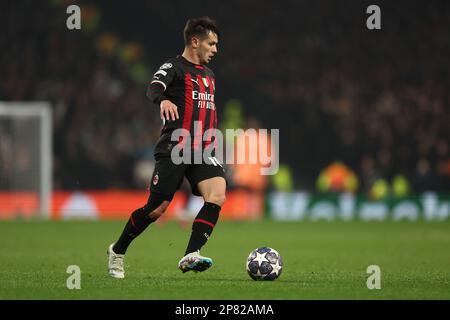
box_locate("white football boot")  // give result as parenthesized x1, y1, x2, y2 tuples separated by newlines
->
(178, 250, 213, 273)
(107, 243, 125, 278)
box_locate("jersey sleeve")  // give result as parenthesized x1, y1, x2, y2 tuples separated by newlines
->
(150, 61, 177, 91)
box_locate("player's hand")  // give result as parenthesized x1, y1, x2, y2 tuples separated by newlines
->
(160, 100, 179, 121)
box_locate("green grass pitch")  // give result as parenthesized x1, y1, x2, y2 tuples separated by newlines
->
(0, 220, 449, 299)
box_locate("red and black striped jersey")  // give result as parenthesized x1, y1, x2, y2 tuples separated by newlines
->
(149, 55, 217, 154)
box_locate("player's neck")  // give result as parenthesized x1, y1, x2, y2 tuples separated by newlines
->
(182, 48, 201, 65)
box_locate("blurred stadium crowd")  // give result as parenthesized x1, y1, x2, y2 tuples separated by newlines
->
(0, 0, 449, 195)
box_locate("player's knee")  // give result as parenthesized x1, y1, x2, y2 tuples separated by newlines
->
(143, 192, 173, 220)
(147, 200, 170, 220)
(205, 193, 226, 207)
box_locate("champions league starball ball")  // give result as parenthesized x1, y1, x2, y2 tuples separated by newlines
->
(246, 247, 283, 281)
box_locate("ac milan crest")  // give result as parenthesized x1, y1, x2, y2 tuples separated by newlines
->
(152, 174, 159, 185)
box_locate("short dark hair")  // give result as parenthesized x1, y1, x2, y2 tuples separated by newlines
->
(183, 16, 220, 45)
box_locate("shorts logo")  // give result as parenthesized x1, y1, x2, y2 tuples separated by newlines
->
(153, 174, 159, 185)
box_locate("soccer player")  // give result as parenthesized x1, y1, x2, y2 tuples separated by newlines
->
(107, 17, 226, 278)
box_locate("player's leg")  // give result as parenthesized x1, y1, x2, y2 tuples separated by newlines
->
(112, 192, 172, 254)
(178, 161, 226, 273)
(107, 193, 171, 278)
(184, 176, 226, 254)
(108, 156, 185, 278)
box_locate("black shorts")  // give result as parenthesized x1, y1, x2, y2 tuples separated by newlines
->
(149, 137, 226, 198)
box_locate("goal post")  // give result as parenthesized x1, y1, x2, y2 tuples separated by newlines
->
(0, 102, 52, 218)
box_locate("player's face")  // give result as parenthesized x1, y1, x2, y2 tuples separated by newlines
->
(196, 31, 218, 64)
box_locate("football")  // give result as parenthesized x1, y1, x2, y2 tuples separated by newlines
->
(246, 247, 283, 281)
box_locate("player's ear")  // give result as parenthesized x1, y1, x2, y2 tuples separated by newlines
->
(191, 36, 200, 48)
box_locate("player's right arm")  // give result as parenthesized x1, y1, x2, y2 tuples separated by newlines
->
(146, 61, 179, 121)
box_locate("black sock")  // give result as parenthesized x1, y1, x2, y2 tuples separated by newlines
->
(112, 207, 157, 254)
(185, 202, 221, 255)
(113, 192, 170, 254)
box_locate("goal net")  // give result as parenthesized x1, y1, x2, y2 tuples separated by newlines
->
(0, 102, 52, 219)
